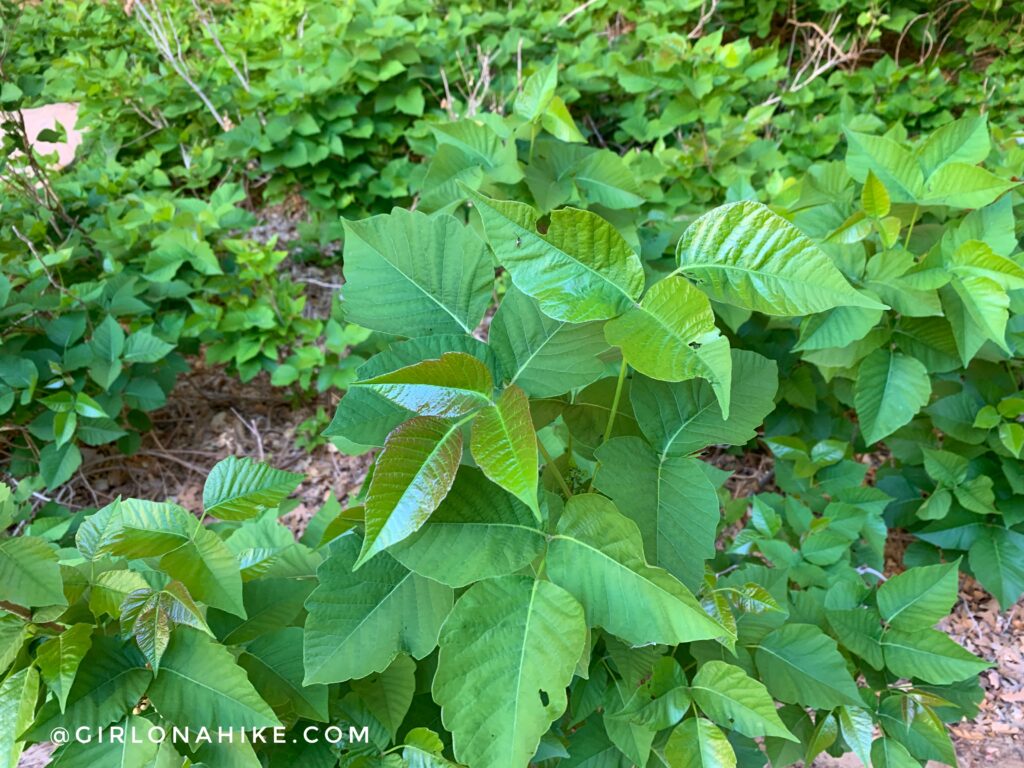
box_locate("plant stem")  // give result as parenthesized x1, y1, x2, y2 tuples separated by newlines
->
(601, 358, 629, 446)
(538, 439, 573, 499)
(903, 204, 919, 250)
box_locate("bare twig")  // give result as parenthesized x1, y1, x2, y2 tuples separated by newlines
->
(558, 0, 600, 26)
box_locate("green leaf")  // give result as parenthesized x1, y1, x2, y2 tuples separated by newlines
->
(27, 637, 151, 740)
(203, 457, 304, 521)
(87, 569, 149, 619)
(871, 737, 919, 768)
(342, 209, 492, 336)
(324, 335, 499, 451)
(240, 627, 328, 722)
(357, 416, 464, 567)
(48, 715, 159, 768)
(389, 469, 545, 587)
(794, 304, 883, 352)
(881, 628, 990, 684)
(676, 201, 884, 316)
(968, 527, 1024, 609)
(949, 240, 1024, 290)
(854, 349, 931, 444)
(470, 385, 540, 517)
(631, 349, 778, 458)
(38, 442, 82, 491)
(916, 115, 990, 176)
(861, 170, 891, 217)
(0, 536, 66, 607)
(488, 286, 610, 397)
(943, 275, 1011, 361)
(838, 705, 875, 768)
(303, 534, 453, 683)
(920, 163, 1017, 208)
(690, 661, 796, 741)
(844, 130, 924, 201)
(433, 575, 586, 768)
(877, 561, 960, 630)
(123, 328, 175, 363)
(88, 316, 125, 389)
(826, 607, 884, 670)
(755, 624, 862, 708)
(467, 189, 644, 322)
(574, 151, 645, 209)
(605, 276, 732, 415)
(515, 59, 558, 122)
(147, 627, 279, 729)
(594, 438, 719, 592)
(121, 581, 211, 671)
(34, 623, 93, 712)
(547, 494, 728, 646)
(664, 717, 736, 768)
(0, 667, 39, 768)
(354, 352, 494, 418)
(106, 500, 245, 617)
(351, 654, 416, 742)
(402, 728, 460, 768)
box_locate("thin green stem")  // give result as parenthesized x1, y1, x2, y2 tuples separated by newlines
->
(903, 204, 919, 251)
(601, 358, 629, 446)
(538, 439, 573, 499)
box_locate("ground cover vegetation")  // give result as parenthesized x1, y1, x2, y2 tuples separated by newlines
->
(1, 0, 1023, 766)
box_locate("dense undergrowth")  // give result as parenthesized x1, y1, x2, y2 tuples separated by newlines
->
(1, 1, 1023, 767)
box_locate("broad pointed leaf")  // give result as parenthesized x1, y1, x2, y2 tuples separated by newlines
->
(239, 627, 328, 722)
(0, 536, 65, 608)
(468, 189, 644, 322)
(547, 494, 728, 646)
(755, 624, 862, 708)
(470, 385, 540, 517)
(354, 352, 494, 418)
(350, 654, 416, 742)
(33, 623, 93, 712)
(147, 627, 279, 729)
(594, 437, 719, 591)
(389, 469, 545, 587)
(342, 209, 492, 336)
(881, 628, 990, 684)
(357, 416, 464, 567)
(488, 286, 610, 397)
(664, 717, 736, 768)
(968, 527, 1024, 609)
(676, 201, 884, 315)
(690, 661, 797, 741)
(854, 349, 931, 444)
(605, 276, 732, 415)
(631, 349, 778, 458)
(0, 667, 38, 768)
(433, 575, 586, 768)
(304, 534, 453, 683)
(877, 561, 959, 630)
(203, 457, 303, 521)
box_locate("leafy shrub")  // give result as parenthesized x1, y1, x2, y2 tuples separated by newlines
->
(749, 115, 1024, 606)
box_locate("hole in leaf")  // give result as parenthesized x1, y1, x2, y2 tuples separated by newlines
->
(539, 689, 550, 706)
(536, 215, 550, 235)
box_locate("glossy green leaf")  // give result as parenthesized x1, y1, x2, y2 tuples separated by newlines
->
(605, 276, 732, 415)
(861, 170, 891, 217)
(877, 561, 960, 630)
(351, 654, 416, 742)
(304, 533, 453, 683)
(594, 437, 720, 591)
(433, 575, 586, 768)
(203, 456, 303, 521)
(968, 527, 1024, 609)
(547, 494, 729, 646)
(470, 385, 540, 517)
(690, 661, 796, 741)
(630, 349, 778, 458)
(358, 416, 464, 567)
(33, 623, 93, 712)
(755, 624, 862, 708)
(105, 500, 245, 617)
(845, 130, 924, 201)
(488, 286, 610, 397)
(916, 115, 990, 176)
(0, 667, 39, 768)
(0, 536, 66, 608)
(389, 469, 545, 587)
(881, 628, 990, 684)
(468, 189, 644, 322)
(676, 201, 884, 315)
(663, 717, 736, 768)
(355, 352, 494, 418)
(147, 627, 280, 729)
(854, 348, 931, 444)
(342, 209, 492, 336)
(920, 163, 1017, 208)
